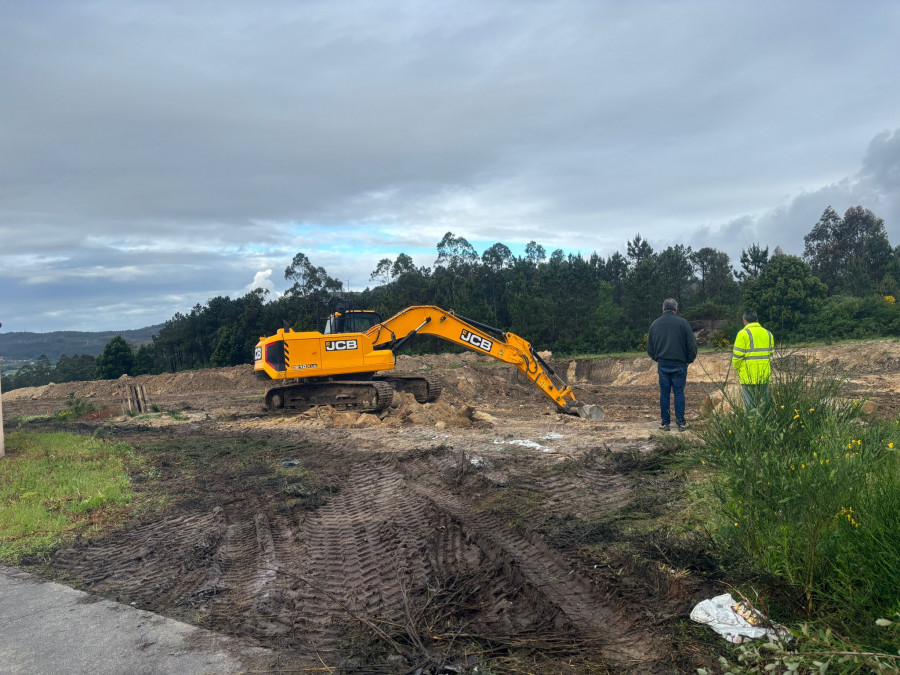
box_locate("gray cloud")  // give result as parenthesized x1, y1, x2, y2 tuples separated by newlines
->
(1, 1, 900, 332)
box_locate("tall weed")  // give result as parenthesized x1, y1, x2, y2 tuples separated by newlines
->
(693, 357, 900, 645)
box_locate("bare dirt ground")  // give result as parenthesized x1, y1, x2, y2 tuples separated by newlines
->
(4, 340, 899, 673)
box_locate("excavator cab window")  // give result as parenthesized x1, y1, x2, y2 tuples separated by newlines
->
(324, 310, 383, 334)
(266, 342, 285, 371)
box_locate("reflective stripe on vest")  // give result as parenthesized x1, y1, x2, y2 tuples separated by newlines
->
(733, 327, 774, 360)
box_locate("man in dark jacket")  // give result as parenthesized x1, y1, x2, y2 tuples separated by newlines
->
(647, 298, 698, 431)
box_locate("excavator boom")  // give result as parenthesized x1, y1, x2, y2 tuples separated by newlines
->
(254, 305, 602, 419)
(366, 306, 603, 419)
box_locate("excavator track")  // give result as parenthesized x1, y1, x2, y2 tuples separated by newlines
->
(375, 374, 442, 404)
(266, 380, 394, 414)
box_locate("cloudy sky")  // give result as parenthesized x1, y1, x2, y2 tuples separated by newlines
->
(1, 1, 899, 333)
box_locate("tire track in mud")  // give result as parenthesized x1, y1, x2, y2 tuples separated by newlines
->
(50, 454, 663, 670)
(507, 465, 633, 521)
(395, 457, 664, 669)
(281, 463, 491, 648)
(52, 508, 229, 608)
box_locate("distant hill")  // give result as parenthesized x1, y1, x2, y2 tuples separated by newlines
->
(0, 325, 164, 362)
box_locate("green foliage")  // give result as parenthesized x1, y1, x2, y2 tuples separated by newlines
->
(691, 361, 900, 650)
(95, 335, 134, 379)
(132, 343, 165, 375)
(623, 256, 663, 329)
(0, 432, 138, 561)
(796, 294, 900, 341)
(658, 243, 695, 300)
(52, 354, 98, 382)
(715, 620, 900, 674)
(150, 288, 271, 372)
(693, 247, 741, 304)
(743, 255, 828, 333)
(55, 392, 99, 420)
(209, 325, 242, 367)
(7, 354, 54, 388)
(737, 243, 770, 283)
(5, 353, 98, 390)
(804, 205, 893, 296)
(0, 325, 160, 362)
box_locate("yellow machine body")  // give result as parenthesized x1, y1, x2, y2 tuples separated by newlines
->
(254, 329, 395, 381)
(253, 305, 602, 419)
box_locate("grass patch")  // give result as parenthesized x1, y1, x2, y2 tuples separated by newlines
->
(687, 359, 900, 666)
(0, 431, 142, 562)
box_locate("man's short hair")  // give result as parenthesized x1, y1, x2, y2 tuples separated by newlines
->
(743, 310, 758, 323)
(662, 298, 678, 312)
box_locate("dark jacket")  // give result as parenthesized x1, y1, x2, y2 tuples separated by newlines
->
(647, 311, 698, 364)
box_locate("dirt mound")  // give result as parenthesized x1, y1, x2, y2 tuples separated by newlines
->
(5, 340, 899, 424)
(241, 392, 480, 432)
(2, 365, 260, 403)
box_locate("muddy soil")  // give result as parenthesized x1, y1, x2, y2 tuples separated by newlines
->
(4, 340, 899, 673)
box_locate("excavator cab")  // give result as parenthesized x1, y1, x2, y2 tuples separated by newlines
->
(323, 309, 383, 335)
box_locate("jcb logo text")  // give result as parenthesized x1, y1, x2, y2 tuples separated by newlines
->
(326, 340, 358, 351)
(460, 330, 492, 352)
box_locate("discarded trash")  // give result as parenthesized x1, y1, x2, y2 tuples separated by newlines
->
(690, 593, 792, 644)
(493, 438, 552, 452)
(281, 459, 301, 467)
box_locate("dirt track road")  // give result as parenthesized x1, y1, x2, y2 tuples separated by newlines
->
(4, 341, 899, 672)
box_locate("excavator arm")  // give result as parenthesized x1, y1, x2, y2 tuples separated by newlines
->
(365, 306, 603, 419)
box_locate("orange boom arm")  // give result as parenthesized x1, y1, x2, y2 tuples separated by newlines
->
(366, 306, 602, 419)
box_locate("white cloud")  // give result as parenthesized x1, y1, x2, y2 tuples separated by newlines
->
(245, 269, 275, 294)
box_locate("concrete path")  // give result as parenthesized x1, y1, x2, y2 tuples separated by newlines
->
(0, 565, 271, 674)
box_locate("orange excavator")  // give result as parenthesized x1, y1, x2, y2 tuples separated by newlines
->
(253, 305, 603, 419)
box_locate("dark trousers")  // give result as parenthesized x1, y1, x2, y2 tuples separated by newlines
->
(742, 384, 769, 409)
(657, 360, 687, 425)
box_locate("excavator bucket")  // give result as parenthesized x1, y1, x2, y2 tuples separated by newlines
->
(576, 404, 605, 420)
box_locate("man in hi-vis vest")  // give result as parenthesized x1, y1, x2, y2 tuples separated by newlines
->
(731, 310, 775, 408)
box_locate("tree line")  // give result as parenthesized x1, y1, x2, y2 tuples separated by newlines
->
(3, 204, 899, 392)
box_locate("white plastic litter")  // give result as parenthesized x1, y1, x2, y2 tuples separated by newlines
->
(690, 593, 791, 644)
(493, 438, 552, 452)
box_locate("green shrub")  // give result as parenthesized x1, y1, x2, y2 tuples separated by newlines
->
(55, 392, 99, 420)
(691, 359, 900, 648)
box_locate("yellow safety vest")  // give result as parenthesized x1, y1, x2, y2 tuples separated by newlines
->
(732, 322, 774, 384)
